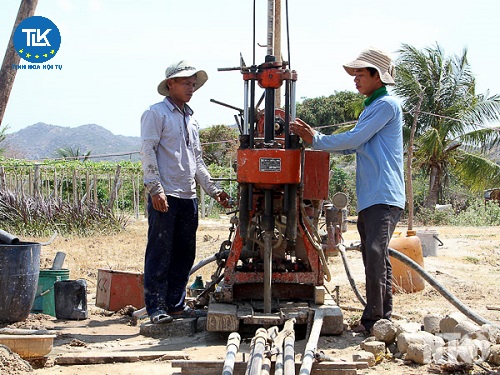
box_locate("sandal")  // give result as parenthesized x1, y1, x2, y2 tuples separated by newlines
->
(150, 310, 173, 324)
(351, 323, 371, 335)
(169, 306, 207, 319)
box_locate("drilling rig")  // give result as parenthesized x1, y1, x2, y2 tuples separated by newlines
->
(204, 1, 349, 334)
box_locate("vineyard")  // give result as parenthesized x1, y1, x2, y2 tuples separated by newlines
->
(0, 156, 236, 237)
(0, 157, 144, 236)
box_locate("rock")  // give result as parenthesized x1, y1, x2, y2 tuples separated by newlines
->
(471, 339, 491, 361)
(373, 319, 397, 343)
(361, 341, 386, 357)
(397, 332, 422, 354)
(482, 324, 500, 344)
(405, 343, 431, 364)
(423, 313, 442, 334)
(489, 344, 500, 366)
(352, 350, 376, 367)
(455, 341, 475, 363)
(428, 333, 446, 353)
(439, 312, 467, 333)
(395, 321, 421, 335)
(454, 321, 481, 338)
(433, 346, 452, 365)
(397, 331, 443, 355)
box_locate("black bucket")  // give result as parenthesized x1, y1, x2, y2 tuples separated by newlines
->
(0, 242, 41, 324)
(54, 279, 88, 320)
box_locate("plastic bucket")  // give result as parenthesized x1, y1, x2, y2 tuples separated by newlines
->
(416, 229, 441, 257)
(54, 279, 88, 320)
(32, 269, 70, 317)
(0, 242, 41, 323)
(389, 231, 425, 293)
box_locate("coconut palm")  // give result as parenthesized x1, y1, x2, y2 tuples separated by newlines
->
(394, 43, 500, 209)
(55, 146, 91, 161)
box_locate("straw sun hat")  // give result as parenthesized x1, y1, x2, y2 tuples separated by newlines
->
(157, 60, 208, 96)
(343, 48, 396, 85)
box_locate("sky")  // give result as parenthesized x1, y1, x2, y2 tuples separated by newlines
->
(1, 0, 499, 138)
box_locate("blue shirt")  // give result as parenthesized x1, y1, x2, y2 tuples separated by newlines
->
(312, 94, 405, 212)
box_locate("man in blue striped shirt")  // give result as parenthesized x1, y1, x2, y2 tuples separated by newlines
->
(141, 60, 231, 324)
(291, 48, 405, 334)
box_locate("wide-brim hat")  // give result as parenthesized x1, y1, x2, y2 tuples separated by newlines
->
(343, 48, 396, 85)
(157, 60, 208, 96)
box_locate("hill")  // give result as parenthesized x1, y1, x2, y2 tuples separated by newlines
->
(2, 123, 141, 161)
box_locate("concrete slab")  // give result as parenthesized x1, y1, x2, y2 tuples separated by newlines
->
(140, 317, 197, 338)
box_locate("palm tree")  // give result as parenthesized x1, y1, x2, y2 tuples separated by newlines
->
(55, 146, 91, 161)
(394, 43, 500, 209)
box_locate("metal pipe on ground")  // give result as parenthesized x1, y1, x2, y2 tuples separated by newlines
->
(261, 352, 272, 375)
(262, 326, 279, 375)
(299, 309, 324, 375)
(245, 327, 268, 375)
(283, 319, 296, 375)
(222, 332, 241, 375)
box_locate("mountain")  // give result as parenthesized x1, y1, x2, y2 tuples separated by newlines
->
(2, 123, 141, 161)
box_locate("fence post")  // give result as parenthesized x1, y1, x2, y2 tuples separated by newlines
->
(200, 189, 205, 218)
(107, 165, 122, 210)
(0, 166, 5, 190)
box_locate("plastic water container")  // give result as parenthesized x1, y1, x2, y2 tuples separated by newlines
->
(389, 230, 425, 293)
(32, 269, 70, 316)
(54, 279, 88, 320)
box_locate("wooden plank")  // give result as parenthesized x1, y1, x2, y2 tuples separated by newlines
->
(55, 350, 187, 365)
(171, 360, 361, 375)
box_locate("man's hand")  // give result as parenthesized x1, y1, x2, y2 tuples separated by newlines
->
(216, 191, 232, 208)
(151, 193, 169, 212)
(290, 118, 316, 145)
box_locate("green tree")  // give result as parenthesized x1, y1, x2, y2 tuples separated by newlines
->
(55, 146, 91, 161)
(199, 124, 239, 167)
(0, 124, 8, 154)
(394, 43, 500, 209)
(296, 91, 363, 134)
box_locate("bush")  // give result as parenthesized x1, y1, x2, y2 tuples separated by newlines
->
(449, 199, 500, 226)
(0, 190, 128, 237)
(414, 198, 500, 226)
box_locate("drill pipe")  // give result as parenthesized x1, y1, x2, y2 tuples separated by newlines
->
(222, 332, 241, 375)
(245, 328, 268, 375)
(299, 309, 324, 375)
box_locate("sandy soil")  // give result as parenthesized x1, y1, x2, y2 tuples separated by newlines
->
(2, 218, 500, 374)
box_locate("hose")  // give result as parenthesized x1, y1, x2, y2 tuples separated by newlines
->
(299, 203, 332, 282)
(190, 254, 218, 275)
(337, 242, 499, 329)
(388, 247, 499, 328)
(338, 244, 366, 306)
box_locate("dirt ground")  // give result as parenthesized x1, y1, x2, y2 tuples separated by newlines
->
(2, 217, 500, 374)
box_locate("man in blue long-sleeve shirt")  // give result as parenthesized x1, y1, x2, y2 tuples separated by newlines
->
(291, 48, 405, 334)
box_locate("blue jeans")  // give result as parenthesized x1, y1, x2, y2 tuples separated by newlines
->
(357, 204, 402, 330)
(144, 195, 198, 316)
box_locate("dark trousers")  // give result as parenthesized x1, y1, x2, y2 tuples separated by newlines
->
(144, 195, 198, 316)
(357, 204, 402, 330)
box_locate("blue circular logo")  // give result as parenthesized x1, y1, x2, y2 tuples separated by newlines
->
(13, 16, 61, 63)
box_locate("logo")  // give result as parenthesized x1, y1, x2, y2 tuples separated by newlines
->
(13, 16, 61, 64)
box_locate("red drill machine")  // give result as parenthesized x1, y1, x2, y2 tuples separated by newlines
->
(205, 50, 349, 333)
